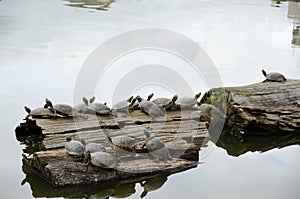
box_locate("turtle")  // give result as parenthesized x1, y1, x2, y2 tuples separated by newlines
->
(175, 92, 201, 109)
(45, 99, 88, 120)
(24, 106, 57, 119)
(262, 69, 286, 82)
(136, 95, 165, 120)
(85, 151, 117, 169)
(86, 97, 117, 117)
(65, 136, 86, 156)
(133, 93, 154, 110)
(74, 96, 95, 113)
(105, 132, 137, 152)
(199, 103, 225, 123)
(143, 129, 172, 161)
(85, 142, 106, 153)
(152, 94, 178, 110)
(112, 97, 137, 114)
(140, 176, 168, 198)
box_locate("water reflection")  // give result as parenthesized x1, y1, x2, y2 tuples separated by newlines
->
(216, 132, 300, 157)
(287, 1, 300, 47)
(64, 0, 115, 11)
(21, 163, 169, 198)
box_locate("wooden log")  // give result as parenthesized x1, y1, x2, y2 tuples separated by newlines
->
(201, 79, 300, 136)
(17, 109, 209, 187)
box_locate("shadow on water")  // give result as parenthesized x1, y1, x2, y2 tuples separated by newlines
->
(215, 132, 300, 157)
(63, 0, 116, 11)
(21, 163, 168, 198)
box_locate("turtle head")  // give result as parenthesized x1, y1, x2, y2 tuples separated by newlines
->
(143, 128, 151, 139)
(147, 93, 154, 101)
(172, 95, 178, 103)
(45, 99, 54, 108)
(136, 95, 142, 102)
(82, 97, 89, 106)
(129, 98, 137, 110)
(66, 135, 72, 142)
(127, 96, 134, 102)
(80, 139, 86, 146)
(84, 151, 91, 166)
(24, 106, 31, 114)
(195, 92, 201, 100)
(262, 69, 267, 77)
(89, 96, 96, 103)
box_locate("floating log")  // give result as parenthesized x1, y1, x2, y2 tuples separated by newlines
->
(201, 79, 300, 136)
(17, 110, 209, 187)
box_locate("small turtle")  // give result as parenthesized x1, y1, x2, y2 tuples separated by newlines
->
(136, 95, 165, 120)
(133, 93, 154, 110)
(85, 151, 117, 169)
(86, 97, 117, 117)
(24, 106, 57, 118)
(85, 142, 106, 153)
(65, 136, 86, 156)
(262, 69, 286, 82)
(45, 99, 88, 120)
(199, 103, 225, 123)
(175, 92, 201, 109)
(74, 96, 95, 113)
(105, 133, 137, 152)
(152, 94, 178, 110)
(112, 97, 137, 114)
(143, 129, 172, 161)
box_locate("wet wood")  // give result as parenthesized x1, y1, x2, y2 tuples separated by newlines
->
(201, 79, 300, 135)
(18, 109, 209, 187)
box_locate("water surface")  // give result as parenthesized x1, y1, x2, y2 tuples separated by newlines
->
(0, 0, 300, 198)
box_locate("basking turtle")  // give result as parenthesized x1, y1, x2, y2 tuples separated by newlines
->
(133, 93, 154, 110)
(143, 129, 172, 161)
(65, 136, 86, 156)
(175, 92, 201, 109)
(86, 98, 117, 117)
(199, 103, 225, 123)
(85, 151, 117, 169)
(24, 106, 57, 119)
(85, 142, 106, 153)
(152, 94, 178, 110)
(105, 133, 137, 152)
(45, 99, 88, 120)
(112, 97, 137, 114)
(262, 69, 286, 82)
(74, 96, 95, 113)
(136, 95, 165, 120)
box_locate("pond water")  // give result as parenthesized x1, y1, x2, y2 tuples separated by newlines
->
(1, 0, 300, 198)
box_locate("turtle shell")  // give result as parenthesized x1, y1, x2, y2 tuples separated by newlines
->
(90, 151, 117, 168)
(138, 98, 164, 119)
(54, 104, 76, 116)
(88, 102, 112, 115)
(152, 98, 171, 106)
(85, 142, 106, 153)
(145, 137, 172, 161)
(112, 101, 131, 112)
(111, 135, 136, 151)
(26, 106, 56, 118)
(65, 140, 85, 156)
(262, 70, 286, 82)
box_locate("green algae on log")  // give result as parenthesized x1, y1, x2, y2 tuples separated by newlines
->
(201, 79, 300, 135)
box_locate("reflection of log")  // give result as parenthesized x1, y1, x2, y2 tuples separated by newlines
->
(216, 132, 300, 157)
(17, 110, 209, 187)
(201, 79, 300, 136)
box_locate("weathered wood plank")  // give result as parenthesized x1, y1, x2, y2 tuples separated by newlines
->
(24, 148, 199, 187)
(201, 79, 300, 136)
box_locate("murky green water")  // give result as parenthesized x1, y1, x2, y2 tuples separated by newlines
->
(1, 0, 300, 198)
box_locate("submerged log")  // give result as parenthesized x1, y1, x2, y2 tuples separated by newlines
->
(201, 79, 300, 136)
(17, 110, 209, 187)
